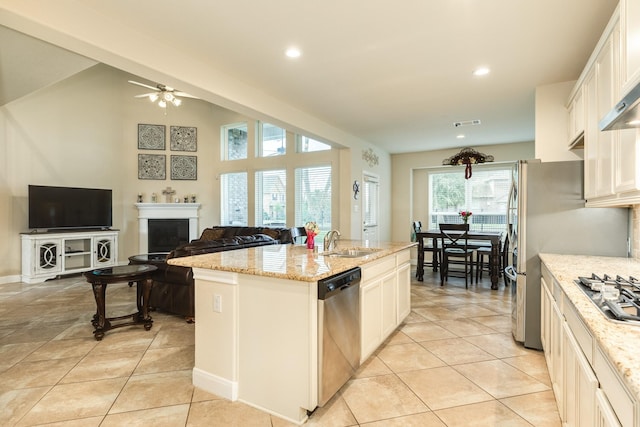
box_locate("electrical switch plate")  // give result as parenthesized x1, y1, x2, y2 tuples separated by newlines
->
(213, 294, 222, 313)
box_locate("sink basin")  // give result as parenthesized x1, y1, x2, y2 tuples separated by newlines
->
(326, 248, 381, 258)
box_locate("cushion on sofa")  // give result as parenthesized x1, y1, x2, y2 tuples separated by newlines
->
(199, 228, 227, 241)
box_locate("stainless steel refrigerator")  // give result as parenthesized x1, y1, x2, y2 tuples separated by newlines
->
(504, 160, 629, 350)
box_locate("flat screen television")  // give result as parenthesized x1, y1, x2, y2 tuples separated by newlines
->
(28, 185, 113, 230)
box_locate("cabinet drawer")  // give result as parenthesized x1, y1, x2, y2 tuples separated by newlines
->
(594, 346, 635, 427)
(396, 249, 410, 265)
(563, 294, 594, 363)
(361, 257, 396, 282)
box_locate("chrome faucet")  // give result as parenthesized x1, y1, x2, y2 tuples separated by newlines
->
(324, 230, 341, 252)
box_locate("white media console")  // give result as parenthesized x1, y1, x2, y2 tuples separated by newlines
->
(21, 230, 119, 283)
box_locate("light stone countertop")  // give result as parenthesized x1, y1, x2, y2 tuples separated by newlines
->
(539, 253, 640, 403)
(167, 240, 416, 282)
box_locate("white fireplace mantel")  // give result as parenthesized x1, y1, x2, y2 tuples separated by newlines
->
(135, 203, 201, 254)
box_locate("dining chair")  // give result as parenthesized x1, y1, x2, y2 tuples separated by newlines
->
(413, 221, 439, 280)
(290, 226, 308, 244)
(476, 232, 508, 284)
(439, 223, 474, 288)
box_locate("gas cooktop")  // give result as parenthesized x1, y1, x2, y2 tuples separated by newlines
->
(575, 274, 640, 325)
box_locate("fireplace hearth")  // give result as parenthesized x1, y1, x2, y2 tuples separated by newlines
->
(148, 219, 189, 252)
(135, 203, 201, 254)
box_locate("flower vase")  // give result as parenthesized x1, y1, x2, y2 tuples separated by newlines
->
(463, 218, 468, 224)
(306, 233, 315, 250)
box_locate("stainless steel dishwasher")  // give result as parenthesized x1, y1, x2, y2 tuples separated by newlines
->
(317, 267, 361, 407)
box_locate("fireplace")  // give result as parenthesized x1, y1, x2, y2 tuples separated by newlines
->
(135, 203, 201, 254)
(148, 219, 189, 252)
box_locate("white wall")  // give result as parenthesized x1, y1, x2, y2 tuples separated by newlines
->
(390, 142, 535, 243)
(535, 81, 583, 162)
(0, 64, 389, 279)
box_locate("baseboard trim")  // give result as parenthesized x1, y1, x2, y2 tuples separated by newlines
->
(192, 367, 238, 401)
(0, 275, 21, 285)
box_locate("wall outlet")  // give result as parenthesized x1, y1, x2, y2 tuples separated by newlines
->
(213, 294, 222, 313)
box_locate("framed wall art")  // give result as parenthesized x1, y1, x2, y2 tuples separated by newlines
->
(170, 126, 197, 151)
(138, 124, 166, 150)
(171, 155, 197, 180)
(138, 154, 166, 180)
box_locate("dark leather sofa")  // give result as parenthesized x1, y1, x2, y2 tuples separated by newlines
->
(142, 226, 294, 321)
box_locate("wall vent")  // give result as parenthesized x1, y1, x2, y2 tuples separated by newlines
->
(453, 119, 481, 127)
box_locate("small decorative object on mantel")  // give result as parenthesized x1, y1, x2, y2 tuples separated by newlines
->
(442, 147, 494, 179)
(459, 211, 472, 224)
(162, 186, 176, 203)
(304, 221, 320, 250)
(137, 193, 143, 203)
(190, 194, 197, 203)
(362, 148, 379, 167)
(151, 193, 158, 203)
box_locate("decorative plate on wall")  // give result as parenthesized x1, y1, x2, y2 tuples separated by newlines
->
(171, 155, 197, 180)
(170, 126, 197, 151)
(138, 124, 166, 150)
(138, 154, 166, 180)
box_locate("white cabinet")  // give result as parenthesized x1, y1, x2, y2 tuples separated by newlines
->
(568, 86, 585, 148)
(541, 259, 639, 427)
(621, 0, 640, 96)
(563, 321, 598, 427)
(360, 249, 411, 363)
(21, 230, 119, 283)
(595, 388, 623, 427)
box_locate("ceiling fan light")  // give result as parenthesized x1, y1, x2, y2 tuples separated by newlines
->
(149, 93, 159, 102)
(172, 98, 182, 107)
(158, 99, 167, 108)
(164, 92, 174, 101)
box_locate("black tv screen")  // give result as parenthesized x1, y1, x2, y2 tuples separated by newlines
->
(28, 185, 113, 230)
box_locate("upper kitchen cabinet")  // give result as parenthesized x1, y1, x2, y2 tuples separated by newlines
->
(621, 0, 640, 96)
(567, 85, 585, 149)
(574, 5, 640, 206)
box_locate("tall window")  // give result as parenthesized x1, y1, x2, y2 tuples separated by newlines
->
(258, 122, 286, 157)
(221, 172, 248, 225)
(297, 135, 331, 152)
(428, 166, 510, 231)
(255, 169, 286, 226)
(222, 123, 248, 160)
(295, 165, 331, 236)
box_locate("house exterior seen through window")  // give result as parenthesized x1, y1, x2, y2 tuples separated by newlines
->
(428, 166, 510, 232)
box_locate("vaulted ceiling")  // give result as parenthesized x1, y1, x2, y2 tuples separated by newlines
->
(0, 0, 618, 153)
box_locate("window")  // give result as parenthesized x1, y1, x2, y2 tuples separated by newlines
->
(297, 135, 331, 152)
(221, 172, 248, 226)
(258, 122, 286, 157)
(295, 165, 331, 236)
(222, 123, 248, 160)
(255, 169, 286, 226)
(428, 166, 510, 231)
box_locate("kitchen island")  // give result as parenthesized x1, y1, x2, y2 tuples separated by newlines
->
(168, 240, 414, 424)
(539, 253, 640, 426)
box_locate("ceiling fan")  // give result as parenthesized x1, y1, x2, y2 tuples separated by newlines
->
(128, 80, 198, 108)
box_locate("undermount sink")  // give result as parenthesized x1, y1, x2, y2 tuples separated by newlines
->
(326, 248, 381, 258)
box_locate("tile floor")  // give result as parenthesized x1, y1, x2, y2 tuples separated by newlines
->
(0, 270, 560, 426)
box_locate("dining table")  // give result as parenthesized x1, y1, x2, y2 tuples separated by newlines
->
(415, 229, 504, 290)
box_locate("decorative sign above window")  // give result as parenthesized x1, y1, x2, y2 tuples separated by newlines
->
(362, 148, 379, 167)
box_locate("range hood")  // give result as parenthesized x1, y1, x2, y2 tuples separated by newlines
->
(600, 83, 640, 131)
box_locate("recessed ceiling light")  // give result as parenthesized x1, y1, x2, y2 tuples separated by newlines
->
(285, 47, 302, 58)
(456, 134, 465, 139)
(473, 67, 490, 76)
